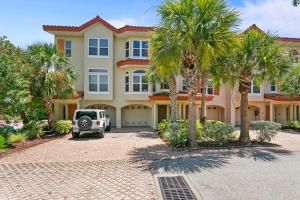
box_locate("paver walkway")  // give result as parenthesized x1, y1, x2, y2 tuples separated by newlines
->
(0, 128, 166, 200)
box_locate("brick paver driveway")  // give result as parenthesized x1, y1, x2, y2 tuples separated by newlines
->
(0, 128, 167, 200)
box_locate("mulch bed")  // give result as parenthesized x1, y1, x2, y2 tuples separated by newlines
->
(0, 134, 64, 159)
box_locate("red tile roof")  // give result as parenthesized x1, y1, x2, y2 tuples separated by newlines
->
(54, 91, 84, 100)
(264, 94, 300, 101)
(43, 16, 154, 33)
(149, 92, 214, 101)
(117, 59, 150, 67)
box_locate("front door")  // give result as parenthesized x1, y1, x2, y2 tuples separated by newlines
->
(68, 104, 77, 120)
(265, 105, 270, 121)
(157, 105, 167, 123)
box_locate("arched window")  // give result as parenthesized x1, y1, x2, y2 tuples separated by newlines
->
(132, 70, 148, 92)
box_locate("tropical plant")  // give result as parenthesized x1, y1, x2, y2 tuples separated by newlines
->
(7, 133, 27, 144)
(21, 121, 45, 140)
(293, 0, 300, 6)
(213, 30, 289, 143)
(55, 120, 72, 135)
(201, 122, 235, 146)
(250, 120, 281, 143)
(155, 0, 239, 147)
(0, 135, 6, 150)
(0, 36, 32, 120)
(280, 65, 300, 96)
(26, 43, 77, 130)
(148, 26, 181, 122)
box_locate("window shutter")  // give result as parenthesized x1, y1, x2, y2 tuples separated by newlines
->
(214, 85, 220, 95)
(57, 39, 65, 54)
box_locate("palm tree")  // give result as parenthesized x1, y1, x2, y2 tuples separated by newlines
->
(156, 0, 239, 147)
(293, 0, 300, 6)
(148, 26, 180, 122)
(27, 43, 78, 130)
(213, 30, 289, 143)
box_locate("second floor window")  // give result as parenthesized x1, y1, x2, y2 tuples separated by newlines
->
(88, 39, 109, 57)
(250, 79, 260, 94)
(125, 75, 129, 92)
(271, 81, 276, 92)
(207, 80, 214, 95)
(88, 68, 108, 93)
(132, 70, 148, 92)
(125, 41, 130, 58)
(64, 40, 72, 57)
(182, 80, 187, 91)
(133, 40, 148, 58)
(161, 81, 169, 90)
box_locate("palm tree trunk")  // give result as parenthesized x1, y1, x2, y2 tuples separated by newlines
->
(168, 75, 177, 122)
(43, 97, 55, 130)
(187, 89, 197, 147)
(20, 111, 29, 124)
(200, 73, 208, 124)
(239, 86, 250, 144)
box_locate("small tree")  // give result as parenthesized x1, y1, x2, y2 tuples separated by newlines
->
(280, 65, 300, 96)
(156, 0, 239, 147)
(293, 0, 300, 6)
(148, 26, 181, 122)
(0, 36, 31, 120)
(213, 30, 289, 144)
(27, 43, 78, 130)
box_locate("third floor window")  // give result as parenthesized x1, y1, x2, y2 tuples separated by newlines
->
(133, 40, 148, 58)
(88, 39, 109, 57)
(64, 40, 72, 58)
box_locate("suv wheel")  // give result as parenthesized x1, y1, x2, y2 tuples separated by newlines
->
(78, 116, 92, 131)
(106, 122, 112, 132)
(72, 132, 80, 139)
(98, 131, 104, 138)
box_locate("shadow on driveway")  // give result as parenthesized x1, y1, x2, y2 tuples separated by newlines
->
(129, 143, 293, 173)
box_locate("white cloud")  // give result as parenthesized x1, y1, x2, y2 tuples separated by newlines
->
(239, 0, 300, 37)
(107, 17, 138, 28)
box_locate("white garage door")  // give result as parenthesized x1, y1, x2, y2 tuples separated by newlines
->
(122, 105, 152, 127)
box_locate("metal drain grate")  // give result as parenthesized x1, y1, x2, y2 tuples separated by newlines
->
(158, 176, 197, 200)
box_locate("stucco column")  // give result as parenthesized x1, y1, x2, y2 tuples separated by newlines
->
(53, 102, 60, 120)
(183, 104, 186, 119)
(116, 106, 121, 128)
(178, 104, 182, 119)
(230, 102, 235, 127)
(289, 104, 293, 121)
(152, 104, 157, 129)
(270, 102, 274, 121)
(77, 100, 81, 109)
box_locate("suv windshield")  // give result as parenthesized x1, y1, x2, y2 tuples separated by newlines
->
(75, 111, 97, 120)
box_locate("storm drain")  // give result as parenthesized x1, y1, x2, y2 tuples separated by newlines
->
(158, 176, 197, 200)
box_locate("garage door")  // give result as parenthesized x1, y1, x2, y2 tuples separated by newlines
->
(122, 105, 152, 127)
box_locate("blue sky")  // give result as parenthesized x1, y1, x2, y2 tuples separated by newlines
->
(1, 0, 299, 47)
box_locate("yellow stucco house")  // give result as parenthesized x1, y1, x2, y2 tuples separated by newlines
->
(43, 16, 300, 128)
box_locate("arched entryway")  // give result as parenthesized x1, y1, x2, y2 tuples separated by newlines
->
(206, 105, 225, 122)
(235, 105, 260, 125)
(86, 104, 116, 127)
(121, 104, 152, 127)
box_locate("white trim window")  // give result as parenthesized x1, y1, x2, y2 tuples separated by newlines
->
(271, 81, 276, 93)
(160, 81, 169, 90)
(132, 70, 148, 93)
(88, 38, 109, 57)
(133, 40, 148, 58)
(64, 40, 72, 57)
(125, 41, 130, 58)
(250, 79, 260, 94)
(125, 75, 129, 92)
(88, 68, 109, 93)
(207, 80, 214, 95)
(182, 80, 187, 91)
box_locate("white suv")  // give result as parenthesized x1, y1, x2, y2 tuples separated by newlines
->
(72, 109, 111, 139)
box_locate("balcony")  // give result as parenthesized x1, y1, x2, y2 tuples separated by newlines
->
(117, 58, 150, 68)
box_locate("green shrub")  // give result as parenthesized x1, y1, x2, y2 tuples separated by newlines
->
(250, 120, 281, 143)
(205, 120, 224, 125)
(158, 119, 202, 140)
(287, 120, 300, 129)
(7, 133, 27, 144)
(168, 122, 188, 148)
(0, 126, 16, 137)
(22, 121, 44, 140)
(55, 120, 72, 135)
(0, 135, 7, 149)
(201, 123, 235, 146)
